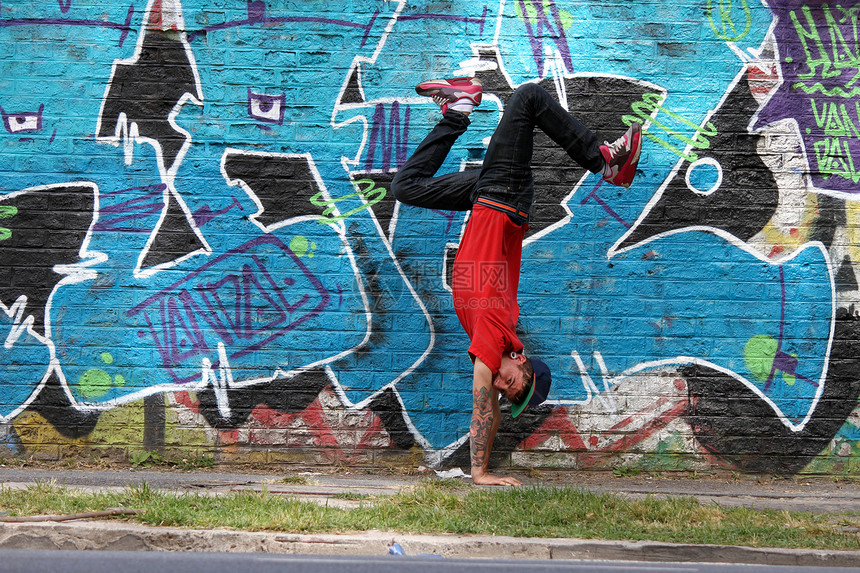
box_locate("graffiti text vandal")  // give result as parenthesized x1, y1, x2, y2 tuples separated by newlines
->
(127, 237, 330, 381)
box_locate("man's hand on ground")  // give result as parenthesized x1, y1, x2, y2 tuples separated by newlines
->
(469, 358, 522, 487)
(471, 469, 522, 486)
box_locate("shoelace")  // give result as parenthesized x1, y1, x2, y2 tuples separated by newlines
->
(431, 95, 449, 106)
(603, 133, 629, 158)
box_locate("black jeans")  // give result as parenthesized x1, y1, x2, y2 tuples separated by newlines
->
(391, 83, 604, 222)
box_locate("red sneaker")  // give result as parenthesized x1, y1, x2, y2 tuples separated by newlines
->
(600, 122, 642, 188)
(415, 77, 482, 114)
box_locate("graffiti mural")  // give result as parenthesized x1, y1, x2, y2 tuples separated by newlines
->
(1, 0, 859, 476)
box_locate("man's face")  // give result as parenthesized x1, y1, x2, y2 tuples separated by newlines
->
(492, 354, 527, 402)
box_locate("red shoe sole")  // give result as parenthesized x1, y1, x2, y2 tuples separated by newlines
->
(415, 77, 483, 101)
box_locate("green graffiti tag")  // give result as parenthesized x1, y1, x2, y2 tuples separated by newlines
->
(311, 179, 387, 225)
(789, 4, 860, 99)
(0, 206, 17, 241)
(814, 137, 860, 182)
(809, 98, 860, 183)
(810, 98, 860, 138)
(515, 0, 573, 29)
(706, 0, 752, 42)
(623, 93, 717, 163)
(289, 235, 316, 258)
(744, 335, 798, 386)
(77, 352, 129, 400)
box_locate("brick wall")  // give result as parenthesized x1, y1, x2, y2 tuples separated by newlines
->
(1, 0, 859, 476)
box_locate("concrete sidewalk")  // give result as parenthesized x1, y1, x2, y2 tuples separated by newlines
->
(0, 467, 859, 567)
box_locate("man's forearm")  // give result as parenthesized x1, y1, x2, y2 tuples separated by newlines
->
(468, 358, 521, 486)
(470, 385, 495, 472)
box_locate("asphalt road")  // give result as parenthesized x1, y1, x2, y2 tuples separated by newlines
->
(0, 550, 856, 573)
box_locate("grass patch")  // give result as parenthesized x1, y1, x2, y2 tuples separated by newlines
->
(129, 451, 215, 471)
(612, 466, 642, 478)
(332, 492, 372, 501)
(419, 477, 471, 491)
(0, 480, 857, 550)
(269, 476, 320, 486)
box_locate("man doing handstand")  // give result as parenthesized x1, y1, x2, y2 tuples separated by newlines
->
(391, 77, 642, 486)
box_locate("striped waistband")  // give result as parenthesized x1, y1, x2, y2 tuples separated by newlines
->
(475, 196, 529, 220)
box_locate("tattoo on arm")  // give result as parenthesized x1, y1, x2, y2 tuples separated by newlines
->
(470, 386, 493, 470)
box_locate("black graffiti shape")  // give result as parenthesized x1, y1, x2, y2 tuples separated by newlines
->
(27, 369, 101, 438)
(469, 46, 513, 94)
(369, 387, 415, 450)
(616, 73, 779, 250)
(836, 256, 859, 292)
(98, 29, 199, 174)
(223, 152, 327, 230)
(196, 368, 330, 429)
(809, 194, 845, 249)
(141, 196, 206, 269)
(685, 306, 860, 476)
(470, 47, 658, 239)
(443, 401, 554, 469)
(98, 20, 206, 271)
(0, 184, 95, 337)
(340, 66, 365, 106)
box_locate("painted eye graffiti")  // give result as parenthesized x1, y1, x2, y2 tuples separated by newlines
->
(247, 89, 285, 128)
(0, 104, 44, 134)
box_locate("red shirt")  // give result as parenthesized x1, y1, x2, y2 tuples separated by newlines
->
(452, 205, 526, 374)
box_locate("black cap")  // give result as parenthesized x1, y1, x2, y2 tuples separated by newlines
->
(511, 358, 551, 418)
